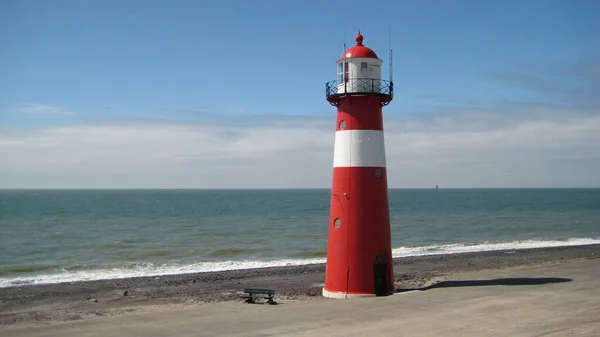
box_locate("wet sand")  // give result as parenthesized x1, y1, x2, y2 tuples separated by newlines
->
(1, 244, 599, 332)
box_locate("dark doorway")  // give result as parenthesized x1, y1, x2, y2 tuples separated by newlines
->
(373, 263, 388, 296)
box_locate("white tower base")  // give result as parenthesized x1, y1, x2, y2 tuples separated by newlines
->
(322, 287, 377, 299)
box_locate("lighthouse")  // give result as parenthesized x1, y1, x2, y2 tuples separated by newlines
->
(323, 31, 394, 298)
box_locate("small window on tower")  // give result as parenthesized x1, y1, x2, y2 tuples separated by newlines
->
(361, 62, 368, 69)
(337, 63, 344, 83)
(344, 62, 349, 82)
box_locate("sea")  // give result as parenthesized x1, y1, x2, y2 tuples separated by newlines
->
(0, 188, 599, 288)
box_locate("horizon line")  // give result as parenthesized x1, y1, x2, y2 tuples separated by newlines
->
(1, 187, 599, 191)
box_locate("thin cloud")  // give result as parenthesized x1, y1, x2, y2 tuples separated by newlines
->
(157, 107, 214, 115)
(487, 71, 562, 93)
(153, 106, 249, 124)
(486, 60, 600, 110)
(226, 106, 246, 113)
(17, 103, 76, 116)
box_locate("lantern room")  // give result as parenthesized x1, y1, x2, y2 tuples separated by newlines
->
(326, 32, 393, 105)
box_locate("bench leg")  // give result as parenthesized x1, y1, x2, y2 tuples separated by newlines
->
(245, 293, 255, 303)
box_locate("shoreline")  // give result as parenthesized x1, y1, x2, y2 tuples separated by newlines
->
(3, 238, 600, 288)
(1, 244, 599, 326)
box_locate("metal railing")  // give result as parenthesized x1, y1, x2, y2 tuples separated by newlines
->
(325, 78, 394, 99)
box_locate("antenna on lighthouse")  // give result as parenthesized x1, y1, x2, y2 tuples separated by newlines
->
(388, 23, 393, 83)
(342, 21, 347, 92)
(341, 23, 348, 92)
(342, 26, 347, 58)
(343, 41, 347, 92)
(343, 20, 346, 53)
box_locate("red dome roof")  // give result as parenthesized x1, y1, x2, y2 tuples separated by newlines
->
(339, 32, 379, 60)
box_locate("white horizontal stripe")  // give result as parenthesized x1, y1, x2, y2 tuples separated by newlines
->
(333, 129, 386, 167)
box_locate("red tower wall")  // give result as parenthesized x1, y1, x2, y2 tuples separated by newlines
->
(323, 95, 394, 298)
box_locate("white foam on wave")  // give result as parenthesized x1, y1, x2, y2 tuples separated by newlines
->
(391, 237, 600, 257)
(1, 237, 598, 288)
(0, 258, 327, 288)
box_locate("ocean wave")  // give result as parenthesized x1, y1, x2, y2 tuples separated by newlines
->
(1, 237, 598, 288)
(390, 237, 600, 257)
(0, 263, 62, 275)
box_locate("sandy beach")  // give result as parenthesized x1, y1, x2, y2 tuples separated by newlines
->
(1, 244, 599, 336)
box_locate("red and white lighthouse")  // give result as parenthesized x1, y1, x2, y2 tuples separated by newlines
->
(323, 32, 394, 298)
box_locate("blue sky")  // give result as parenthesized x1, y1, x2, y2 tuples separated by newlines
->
(1, 0, 599, 188)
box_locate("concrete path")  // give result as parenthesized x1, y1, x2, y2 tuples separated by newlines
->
(2, 259, 599, 336)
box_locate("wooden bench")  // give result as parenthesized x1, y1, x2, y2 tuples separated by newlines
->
(241, 288, 276, 304)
